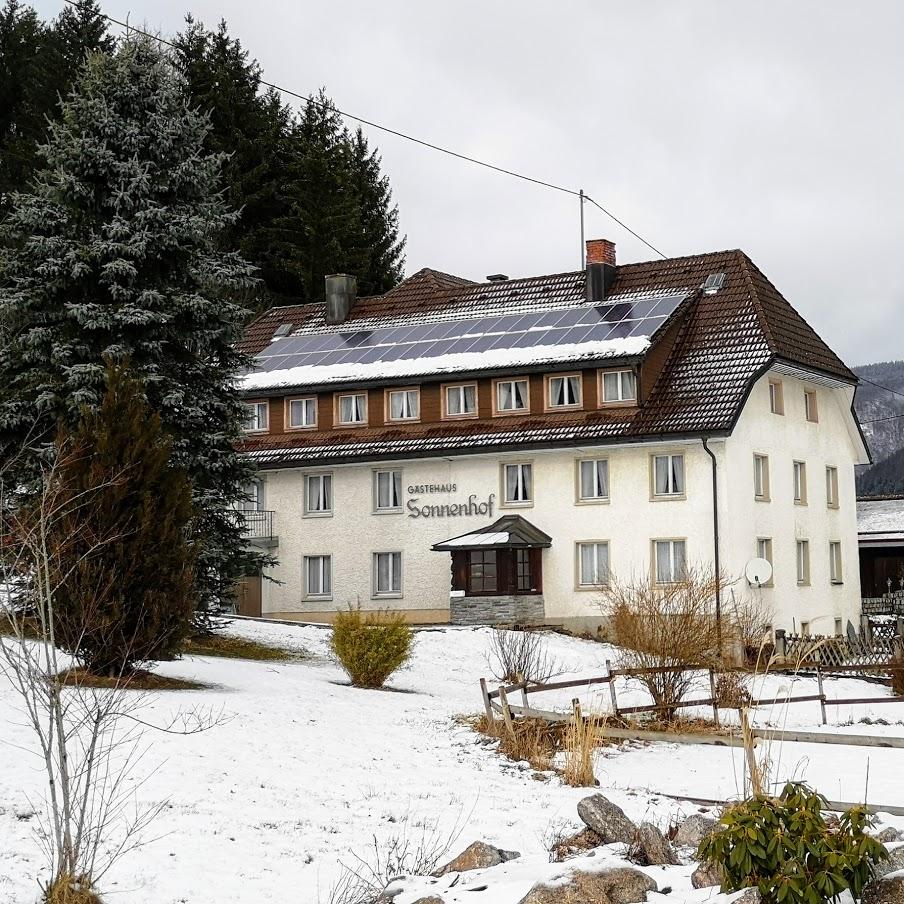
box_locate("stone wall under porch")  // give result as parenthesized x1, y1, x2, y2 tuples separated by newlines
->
(450, 594, 545, 626)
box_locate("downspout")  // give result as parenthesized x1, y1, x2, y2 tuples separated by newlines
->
(701, 437, 722, 652)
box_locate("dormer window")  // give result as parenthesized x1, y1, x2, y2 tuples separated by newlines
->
(494, 378, 529, 415)
(600, 369, 637, 405)
(242, 400, 268, 433)
(386, 388, 420, 422)
(286, 397, 317, 430)
(336, 392, 367, 426)
(546, 374, 582, 409)
(443, 383, 478, 419)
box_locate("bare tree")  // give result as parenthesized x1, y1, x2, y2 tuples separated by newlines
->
(487, 628, 565, 685)
(0, 452, 222, 903)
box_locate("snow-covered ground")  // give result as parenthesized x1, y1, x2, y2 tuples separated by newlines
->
(1, 621, 902, 903)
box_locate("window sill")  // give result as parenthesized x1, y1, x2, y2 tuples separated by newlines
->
(441, 412, 479, 421)
(500, 500, 533, 509)
(385, 418, 421, 425)
(335, 422, 369, 429)
(598, 399, 637, 409)
(303, 511, 333, 519)
(651, 493, 687, 502)
(830, 580, 844, 586)
(371, 592, 403, 600)
(373, 508, 403, 515)
(545, 403, 583, 413)
(493, 407, 530, 417)
(243, 428, 269, 435)
(285, 424, 317, 432)
(755, 495, 771, 503)
(794, 501, 808, 507)
(575, 497, 611, 506)
(303, 595, 333, 603)
(576, 583, 609, 591)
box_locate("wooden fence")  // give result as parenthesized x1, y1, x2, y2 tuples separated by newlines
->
(479, 659, 904, 730)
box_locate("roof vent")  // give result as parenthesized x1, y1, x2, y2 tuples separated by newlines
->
(702, 272, 726, 294)
(273, 323, 293, 338)
(486, 273, 509, 282)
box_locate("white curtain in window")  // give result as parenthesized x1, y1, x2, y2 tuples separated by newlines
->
(340, 395, 365, 423)
(308, 475, 332, 512)
(498, 381, 513, 410)
(375, 552, 401, 593)
(447, 386, 462, 416)
(673, 540, 686, 579)
(655, 455, 683, 495)
(390, 391, 418, 419)
(506, 464, 531, 502)
(550, 376, 579, 406)
(580, 460, 608, 498)
(513, 381, 527, 408)
(306, 556, 331, 595)
(580, 543, 609, 584)
(376, 471, 401, 509)
(655, 541, 671, 582)
(621, 371, 636, 400)
(291, 398, 315, 427)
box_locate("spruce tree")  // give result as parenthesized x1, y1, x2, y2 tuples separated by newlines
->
(50, 365, 196, 676)
(0, 34, 260, 618)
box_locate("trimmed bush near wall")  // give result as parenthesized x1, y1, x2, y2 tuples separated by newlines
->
(330, 608, 413, 688)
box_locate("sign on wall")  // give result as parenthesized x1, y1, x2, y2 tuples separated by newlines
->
(406, 488, 496, 519)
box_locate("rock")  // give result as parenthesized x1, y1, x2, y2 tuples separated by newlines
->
(550, 828, 603, 862)
(863, 876, 904, 904)
(577, 794, 636, 844)
(873, 843, 904, 880)
(732, 890, 763, 904)
(628, 823, 680, 866)
(517, 867, 657, 904)
(412, 898, 445, 904)
(879, 828, 904, 844)
(673, 814, 718, 848)
(690, 861, 724, 889)
(432, 840, 519, 876)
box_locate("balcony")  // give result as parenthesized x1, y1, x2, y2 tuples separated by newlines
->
(236, 509, 278, 548)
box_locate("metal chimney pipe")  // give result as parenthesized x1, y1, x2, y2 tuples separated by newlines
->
(325, 274, 357, 324)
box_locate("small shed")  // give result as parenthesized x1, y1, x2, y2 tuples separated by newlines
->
(857, 496, 904, 598)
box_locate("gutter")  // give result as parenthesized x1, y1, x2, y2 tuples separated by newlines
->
(701, 437, 722, 647)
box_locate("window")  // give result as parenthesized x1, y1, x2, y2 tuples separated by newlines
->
(769, 379, 784, 415)
(834, 617, 843, 636)
(753, 454, 770, 501)
(444, 383, 477, 418)
(373, 469, 402, 512)
(577, 459, 609, 501)
(502, 462, 532, 505)
(756, 538, 774, 587)
(600, 369, 637, 404)
(515, 549, 532, 592)
(829, 541, 843, 584)
(793, 461, 807, 505)
(547, 374, 582, 409)
(577, 542, 610, 587)
(240, 479, 263, 511)
(826, 466, 839, 508)
(304, 473, 332, 516)
(468, 550, 497, 593)
(800, 620, 810, 637)
(652, 453, 685, 497)
(287, 397, 317, 429)
(243, 400, 268, 432)
(337, 392, 367, 426)
(495, 378, 529, 414)
(796, 540, 810, 585)
(804, 389, 819, 423)
(373, 552, 402, 596)
(303, 555, 332, 599)
(654, 539, 687, 584)
(387, 388, 420, 422)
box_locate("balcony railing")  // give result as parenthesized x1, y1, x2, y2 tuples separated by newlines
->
(235, 509, 276, 542)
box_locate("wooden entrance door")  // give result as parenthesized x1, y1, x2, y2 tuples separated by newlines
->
(236, 573, 262, 617)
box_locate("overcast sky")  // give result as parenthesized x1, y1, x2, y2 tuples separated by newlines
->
(35, 1, 904, 366)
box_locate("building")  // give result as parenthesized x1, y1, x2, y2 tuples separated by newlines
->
(857, 495, 904, 599)
(235, 239, 869, 633)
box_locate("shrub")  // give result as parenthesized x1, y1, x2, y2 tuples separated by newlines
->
(488, 628, 564, 684)
(498, 716, 561, 770)
(714, 672, 753, 710)
(330, 607, 412, 688)
(698, 782, 887, 904)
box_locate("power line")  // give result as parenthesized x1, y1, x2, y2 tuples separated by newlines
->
(63, 0, 668, 260)
(861, 413, 904, 425)
(859, 375, 904, 402)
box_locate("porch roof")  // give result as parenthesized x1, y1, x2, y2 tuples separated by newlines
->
(431, 514, 552, 551)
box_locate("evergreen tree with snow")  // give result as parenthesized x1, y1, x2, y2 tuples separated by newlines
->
(0, 34, 261, 619)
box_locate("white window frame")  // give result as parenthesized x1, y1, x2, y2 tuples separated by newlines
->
(576, 541, 610, 588)
(804, 389, 819, 423)
(753, 453, 770, 501)
(653, 538, 688, 584)
(793, 460, 808, 505)
(493, 378, 530, 415)
(373, 469, 403, 513)
(501, 462, 533, 506)
(386, 388, 420, 423)
(826, 466, 839, 509)
(796, 539, 810, 586)
(303, 554, 332, 600)
(829, 541, 843, 584)
(545, 373, 582, 410)
(303, 472, 333, 517)
(335, 392, 368, 427)
(372, 551, 403, 598)
(442, 382, 478, 419)
(651, 453, 685, 499)
(242, 400, 269, 433)
(576, 458, 610, 503)
(286, 396, 317, 430)
(599, 368, 637, 405)
(769, 378, 784, 415)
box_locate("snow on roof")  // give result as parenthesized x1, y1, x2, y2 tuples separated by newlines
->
(442, 531, 510, 547)
(857, 498, 904, 535)
(241, 336, 650, 391)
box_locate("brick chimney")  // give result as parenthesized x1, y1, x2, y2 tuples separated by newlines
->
(586, 238, 616, 267)
(585, 238, 617, 303)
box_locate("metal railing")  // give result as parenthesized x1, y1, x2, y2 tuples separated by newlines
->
(236, 509, 276, 541)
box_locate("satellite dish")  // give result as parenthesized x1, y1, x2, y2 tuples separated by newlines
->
(745, 558, 773, 587)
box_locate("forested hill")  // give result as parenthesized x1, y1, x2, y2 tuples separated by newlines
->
(854, 360, 904, 495)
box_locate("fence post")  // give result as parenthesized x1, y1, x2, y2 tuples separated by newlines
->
(572, 697, 583, 724)
(709, 667, 720, 727)
(775, 629, 787, 659)
(861, 615, 873, 646)
(816, 667, 827, 726)
(606, 659, 620, 717)
(520, 682, 530, 712)
(896, 616, 904, 641)
(479, 677, 493, 723)
(498, 686, 515, 736)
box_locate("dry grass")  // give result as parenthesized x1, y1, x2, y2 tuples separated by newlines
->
(181, 632, 298, 662)
(547, 826, 602, 862)
(498, 717, 563, 771)
(562, 711, 605, 787)
(714, 671, 753, 709)
(0, 611, 40, 639)
(44, 874, 103, 904)
(57, 668, 210, 691)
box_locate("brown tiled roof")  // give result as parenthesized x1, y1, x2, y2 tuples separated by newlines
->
(238, 250, 857, 466)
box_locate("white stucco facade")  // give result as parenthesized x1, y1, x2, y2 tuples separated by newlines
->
(251, 367, 866, 633)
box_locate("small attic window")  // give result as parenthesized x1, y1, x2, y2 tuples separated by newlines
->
(702, 273, 726, 294)
(273, 323, 293, 338)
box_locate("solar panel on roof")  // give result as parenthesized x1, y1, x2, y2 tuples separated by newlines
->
(252, 292, 687, 374)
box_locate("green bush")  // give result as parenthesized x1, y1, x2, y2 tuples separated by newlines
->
(698, 782, 887, 904)
(330, 608, 413, 688)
